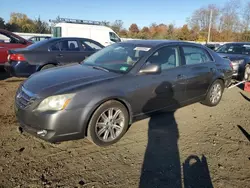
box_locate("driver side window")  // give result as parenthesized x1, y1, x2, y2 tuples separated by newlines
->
(109, 32, 121, 43)
(146, 46, 180, 70)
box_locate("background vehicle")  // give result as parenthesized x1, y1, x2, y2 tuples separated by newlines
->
(216, 42, 250, 81)
(27, 36, 51, 43)
(0, 29, 32, 67)
(15, 40, 233, 147)
(50, 18, 121, 46)
(204, 43, 221, 51)
(5, 37, 104, 77)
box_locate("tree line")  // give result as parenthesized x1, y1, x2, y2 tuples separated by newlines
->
(1, 0, 250, 42)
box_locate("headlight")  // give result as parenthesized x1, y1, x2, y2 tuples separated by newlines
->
(231, 59, 244, 64)
(37, 93, 75, 112)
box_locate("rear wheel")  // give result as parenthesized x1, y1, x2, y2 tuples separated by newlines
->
(202, 79, 224, 107)
(40, 64, 56, 71)
(244, 64, 250, 81)
(87, 100, 129, 147)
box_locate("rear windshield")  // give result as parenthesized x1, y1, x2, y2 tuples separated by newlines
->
(216, 44, 250, 55)
(26, 39, 51, 50)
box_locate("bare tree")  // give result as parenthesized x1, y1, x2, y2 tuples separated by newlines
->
(111, 20, 124, 34)
(242, 2, 250, 31)
(219, 0, 241, 32)
(188, 4, 220, 31)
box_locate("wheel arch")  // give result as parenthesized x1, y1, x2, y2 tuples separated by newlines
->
(205, 77, 225, 96)
(37, 62, 58, 71)
(83, 97, 133, 137)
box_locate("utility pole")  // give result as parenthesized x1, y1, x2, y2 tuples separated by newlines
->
(207, 9, 213, 43)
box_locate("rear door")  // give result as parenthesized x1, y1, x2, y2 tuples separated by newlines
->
(48, 39, 85, 65)
(180, 45, 216, 101)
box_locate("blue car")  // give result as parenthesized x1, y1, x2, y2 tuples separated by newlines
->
(216, 42, 250, 81)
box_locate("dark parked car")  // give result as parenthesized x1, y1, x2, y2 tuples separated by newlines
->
(204, 43, 221, 51)
(216, 42, 250, 81)
(15, 40, 233, 147)
(4, 37, 104, 77)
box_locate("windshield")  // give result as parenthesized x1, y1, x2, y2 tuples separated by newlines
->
(82, 43, 151, 73)
(216, 44, 250, 55)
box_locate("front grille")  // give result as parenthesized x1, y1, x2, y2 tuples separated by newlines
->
(16, 86, 36, 109)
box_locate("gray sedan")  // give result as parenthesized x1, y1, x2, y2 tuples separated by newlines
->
(15, 40, 233, 146)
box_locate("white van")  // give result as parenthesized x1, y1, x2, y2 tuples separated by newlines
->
(50, 18, 121, 46)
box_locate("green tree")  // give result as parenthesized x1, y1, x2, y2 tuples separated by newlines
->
(178, 24, 190, 40)
(9, 12, 35, 32)
(0, 17, 5, 29)
(33, 16, 50, 33)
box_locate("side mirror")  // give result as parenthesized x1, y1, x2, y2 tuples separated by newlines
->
(139, 63, 161, 74)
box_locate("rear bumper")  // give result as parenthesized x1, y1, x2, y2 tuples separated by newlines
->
(4, 61, 37, 77)
(4, 62, 16, 76)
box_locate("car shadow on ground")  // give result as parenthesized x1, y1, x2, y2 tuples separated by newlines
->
(239, 92, 250, 102)
(0, 69, 24, 82)
(237, 125, 250, 142)
(139, 81, 214, 188)
(0, 69, 10, 80)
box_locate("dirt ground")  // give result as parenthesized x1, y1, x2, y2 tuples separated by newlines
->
(0, 71, 250, 188)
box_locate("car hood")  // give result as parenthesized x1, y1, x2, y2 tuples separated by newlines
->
(23, 64, 121, 97)
(217, 53, 249, 61)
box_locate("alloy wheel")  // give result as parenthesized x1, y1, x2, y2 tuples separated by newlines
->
(95, 108, 125, 142)
(209, 83, 222, 104)
(244, 66, 250, 81)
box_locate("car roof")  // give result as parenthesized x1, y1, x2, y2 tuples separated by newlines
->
(48, 37, 97, 41)
(223, 42, 250, 45)
(120, 39, 203, 47)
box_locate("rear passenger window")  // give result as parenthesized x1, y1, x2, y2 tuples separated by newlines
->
(49, 40, 80, 52)
(183, 46, 213, 65)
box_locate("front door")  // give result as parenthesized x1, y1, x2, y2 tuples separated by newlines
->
(181, 45, 216, 101)
(130, 45, 187, 115)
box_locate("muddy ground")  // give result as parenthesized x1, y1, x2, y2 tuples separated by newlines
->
(0, 71, 250, 188)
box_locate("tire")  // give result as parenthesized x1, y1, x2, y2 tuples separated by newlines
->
(40, 64, 56, 71)
(202, 79, 224, 107)
(87, 100, 129, 147)
(244, 64, 250, 81)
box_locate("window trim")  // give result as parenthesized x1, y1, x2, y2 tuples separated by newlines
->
(80, 39, 103, 51)
(109, 32, 121, 43)
(180, 45, 215, 67)
(138, 45, 182, 73)
(48, 39, 81, 52)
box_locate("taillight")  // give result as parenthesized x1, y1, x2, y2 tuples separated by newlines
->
(229, 62, 233, 69)
(9, 54, 26, 61)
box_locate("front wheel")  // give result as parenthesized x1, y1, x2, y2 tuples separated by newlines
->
(202, 80, 224, 107)
(40, 64, 56, 71)
(244, 64, 250, 81)
(87, 100, 129, 147)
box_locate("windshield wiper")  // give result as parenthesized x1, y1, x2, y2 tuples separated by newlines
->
(92, 65, 110, 72)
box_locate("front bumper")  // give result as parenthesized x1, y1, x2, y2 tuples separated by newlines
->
(15, 103, 87, 143)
